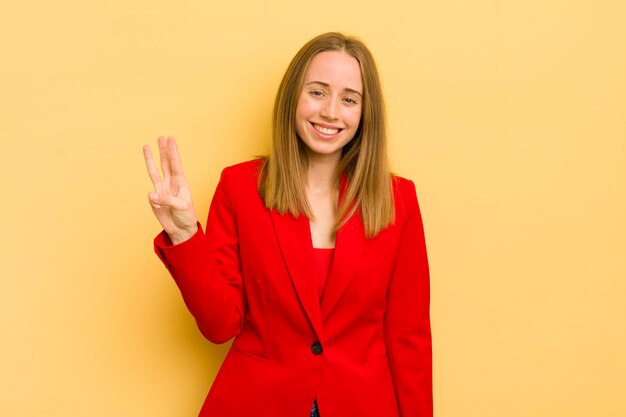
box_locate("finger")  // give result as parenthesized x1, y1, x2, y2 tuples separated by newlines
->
(148, 191, 189, 211)
(143, 144, 163, 189)
(158, 136, 172, 178)
(167, 137, 185, 176)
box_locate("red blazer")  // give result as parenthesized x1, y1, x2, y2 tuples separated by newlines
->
(154, 159, 432, 417)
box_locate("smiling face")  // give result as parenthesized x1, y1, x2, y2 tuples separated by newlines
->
(295, 50, 363, 162)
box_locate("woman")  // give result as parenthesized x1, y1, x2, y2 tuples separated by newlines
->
(143, 32, 432, 417)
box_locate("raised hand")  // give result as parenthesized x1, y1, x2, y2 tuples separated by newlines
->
(143, 136, 198, 244)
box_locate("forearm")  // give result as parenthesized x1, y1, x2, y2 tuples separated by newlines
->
(154, 226, 244, 344)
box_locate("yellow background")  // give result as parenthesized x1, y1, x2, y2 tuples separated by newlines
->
(2, 0, 625, 416)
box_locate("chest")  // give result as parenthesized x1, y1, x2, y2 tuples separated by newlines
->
(307, 188, 337, 249)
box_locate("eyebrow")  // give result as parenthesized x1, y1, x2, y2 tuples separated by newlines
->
(305, 81, 362, 97)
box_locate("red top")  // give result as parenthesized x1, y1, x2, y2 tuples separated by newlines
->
(312, 248, 334, 301)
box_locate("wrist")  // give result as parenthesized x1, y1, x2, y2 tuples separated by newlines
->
(169, 224, 198, 245)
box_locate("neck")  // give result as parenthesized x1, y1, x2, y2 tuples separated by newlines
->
(306, 151, 341, 193)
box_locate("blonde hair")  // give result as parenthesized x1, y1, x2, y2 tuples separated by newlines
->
(259, 32, 394, 238)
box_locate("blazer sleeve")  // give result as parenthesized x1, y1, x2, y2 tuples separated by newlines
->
(153, 167, 245, 344)
(384, 179, 433, 417)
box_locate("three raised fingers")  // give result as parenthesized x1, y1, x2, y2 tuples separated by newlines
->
(144, 136, 185, 186)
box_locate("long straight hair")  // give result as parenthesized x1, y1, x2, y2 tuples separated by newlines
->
(258, 32, 394, 238)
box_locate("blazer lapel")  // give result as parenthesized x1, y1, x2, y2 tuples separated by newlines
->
(270, 209, 324, 341)
(269, 173, 366, 337)
(321, 205, 365, 321)
(320, 176, 365, 321)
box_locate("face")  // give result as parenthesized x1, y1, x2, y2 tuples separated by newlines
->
(295, 51, 363, 162)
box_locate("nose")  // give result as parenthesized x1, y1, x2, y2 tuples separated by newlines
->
(319, 97, 338, 120)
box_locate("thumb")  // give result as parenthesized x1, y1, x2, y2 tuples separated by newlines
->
(149, 191, 188, 211)
(148, 192, 162, 209)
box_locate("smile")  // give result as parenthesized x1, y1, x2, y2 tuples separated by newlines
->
(312, 123, 341, 135)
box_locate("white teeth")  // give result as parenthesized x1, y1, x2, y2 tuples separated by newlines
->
(313, 124, 339, 135)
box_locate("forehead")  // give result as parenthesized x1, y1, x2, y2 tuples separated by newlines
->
(304, 51, 363, 92)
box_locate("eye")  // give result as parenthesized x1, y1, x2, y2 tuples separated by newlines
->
(309, 89, 324, 97)
(343, 96, 358, 105)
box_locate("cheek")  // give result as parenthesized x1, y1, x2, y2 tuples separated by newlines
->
(295, 97, 310, 137)
(295, 96, 315, 120)
(344, 108, 362, 128)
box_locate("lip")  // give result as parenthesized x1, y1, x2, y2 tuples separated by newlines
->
(309, 122, 343, 139)
(312, 121, 342, 130)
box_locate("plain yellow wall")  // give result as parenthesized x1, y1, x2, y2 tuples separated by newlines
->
(2, 0, 625, 416)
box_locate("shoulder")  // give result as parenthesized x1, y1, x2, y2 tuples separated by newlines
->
(220, 158, 265, 184)
(214, 159, 265, 208)
(391, 174, 420, 220)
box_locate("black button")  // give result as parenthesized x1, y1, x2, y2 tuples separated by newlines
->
(311, 341, 323, 355)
